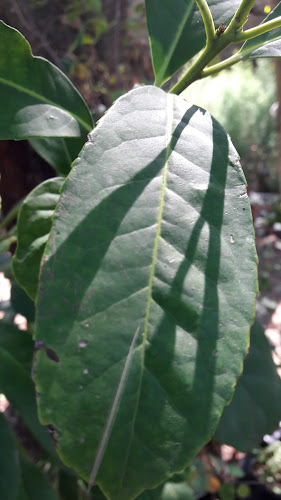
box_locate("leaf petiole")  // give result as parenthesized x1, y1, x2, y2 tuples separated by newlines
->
(235, 16, 281, 42)
(195, 0, 216, 46)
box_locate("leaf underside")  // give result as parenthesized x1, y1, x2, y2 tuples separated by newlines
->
(34, 86, 257, 500)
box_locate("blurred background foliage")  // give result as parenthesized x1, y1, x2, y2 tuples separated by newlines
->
(184, 60, 279, 192)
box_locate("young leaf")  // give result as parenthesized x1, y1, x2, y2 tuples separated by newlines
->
(13, 177, 64, 301)
(241, 2, 281, 59)
(0, 413, 20, 500)
(145, 0, 241, 86)
(0, 21, 93, 139)
(34, 86, 257, 500)
(215, 321, 281, 451)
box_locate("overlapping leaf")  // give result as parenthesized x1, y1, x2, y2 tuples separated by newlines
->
(29, 137, 85, 176)
(34, 86, 257, 499)
(13, 177, 64, 301)
(215, 321, 281, 451)
(0, 413, 20, 500)
(145, 0, 241, 85)
(241, 2, 281, 59)
(0, 21, 93, 139)
(0, 415, 59, 500)
(0, 321, 57, 459)
(18, 454, 60, 500)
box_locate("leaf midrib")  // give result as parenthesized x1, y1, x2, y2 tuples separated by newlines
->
(118, 93, 175, 495)
(0, 76, 92, 133)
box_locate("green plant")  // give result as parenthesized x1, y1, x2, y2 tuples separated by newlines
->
(0, 1, 281, 499)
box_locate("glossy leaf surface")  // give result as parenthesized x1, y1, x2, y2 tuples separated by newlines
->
(0, 21, 93, 139)
(35, 86, 257, 499)
(215, 321, 281, 451)
(241, 2, 281, 59)
(145, 0, 240, 85)
(13, 177, 64, 301)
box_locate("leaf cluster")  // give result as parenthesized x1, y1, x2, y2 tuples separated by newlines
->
(0, 1, 281, 499)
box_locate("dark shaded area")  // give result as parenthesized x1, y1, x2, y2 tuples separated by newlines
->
(0, 140, 55, 217)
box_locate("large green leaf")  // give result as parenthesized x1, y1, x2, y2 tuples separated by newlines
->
(215, 321, 281, 451)
(34, 86, 257, 499)
(0, 413, 20, 500)
(0, 21, 93, 139)
(13, 177, 64, 301)
(28, 137, 86, 176)
(0, 321, 57, 460)
(145, 0, 241, 86)
(241, 2, 281, 59)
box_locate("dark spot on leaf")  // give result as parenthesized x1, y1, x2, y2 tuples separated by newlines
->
(46, 424, 59, 446)
(35, 391, 41, 398)
(46, 348, 60, 363)
(34, 339, 45, 350)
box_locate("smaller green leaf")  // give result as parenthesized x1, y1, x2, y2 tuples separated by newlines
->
(215, 321, 281, 451)
(29, 137, 86, 176)
(13, 177, 64, 301)
(241, 2, 281, 59)
(0, 21, 93, 139)
(0, 321, 33, 370)
(0, 321, 58, 460)
(0, 413, 20, 500)
(11, 281, 35, 323)
(19, 453, 60, 500)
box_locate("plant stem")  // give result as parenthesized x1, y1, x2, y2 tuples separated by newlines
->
(235, 16, 281, 41)
(195, 0, 216, 45)
(170, 28, 235, 94)
(226, 0, 256, 33)
(170, 0, 281, 95)
(202, 52, 243, 78)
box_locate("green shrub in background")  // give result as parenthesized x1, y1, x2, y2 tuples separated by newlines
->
(184, 60, 278, 190)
